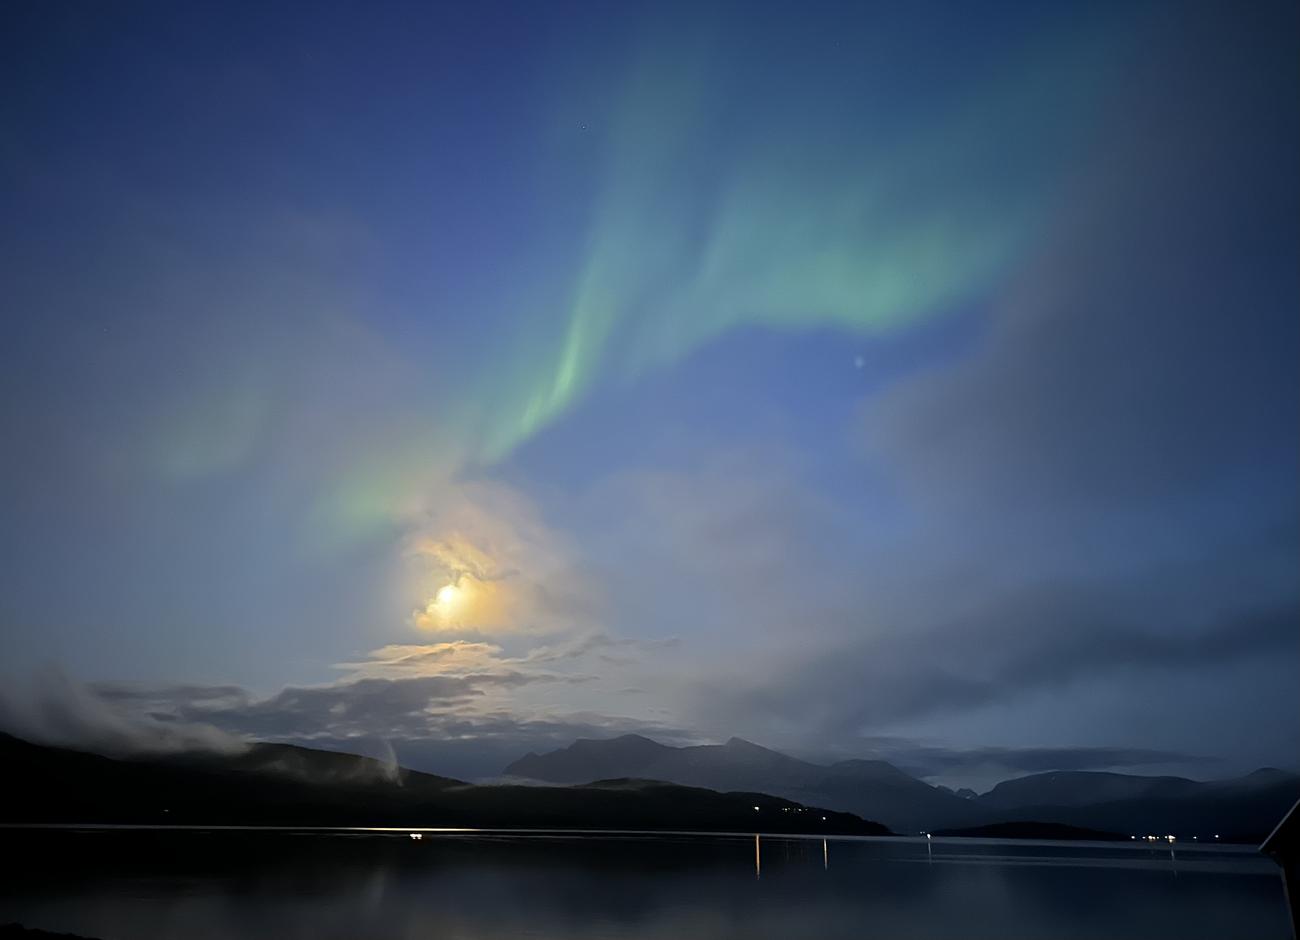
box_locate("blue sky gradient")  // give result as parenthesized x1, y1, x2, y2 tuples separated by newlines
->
(1, 0, 1296, 786)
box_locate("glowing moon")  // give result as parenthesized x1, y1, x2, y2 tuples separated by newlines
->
(414, 570, 512, 632)
(434, 583, 460, 609)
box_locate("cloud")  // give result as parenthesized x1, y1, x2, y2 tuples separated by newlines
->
(522, 632, 681, 668)
(333, 641, 509, 678)
(0, 670, 246, 756)
(841, 737, 1222, 782)
(37, 627, 678, 778)
(651, 2, 1300, 766)
(135, 671, 591, 742)
(401, 481, 602, 635)
(76, 671, 687, 780)
(570, 445, 863, 660)
(331, 629, 670, 681)
(862, 1, 1298, 546)
(0, 665, 691, 782)
(542, 410, 1295, 767)
(183, 675, 489, 739)
(332, 712, 698, 781)
(709, 591, 1299, 744)
(95, 681, 252, 713)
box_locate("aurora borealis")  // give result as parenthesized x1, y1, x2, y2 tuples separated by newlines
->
(329, 9, 1109, 522)
(1, 0, 1296, 786)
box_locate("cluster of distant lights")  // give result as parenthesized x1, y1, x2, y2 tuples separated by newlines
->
(753, 805, 827, 822)
(909, 832, 1224, 842)
(1131, 834, 1219, 842)
(409, 821, 1220, 843)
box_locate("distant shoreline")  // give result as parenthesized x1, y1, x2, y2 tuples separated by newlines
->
(0, 823, 1264, 847)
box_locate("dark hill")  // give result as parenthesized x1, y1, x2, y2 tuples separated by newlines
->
(973, 765, 1300, 841)
(977, 771, 1200, 810)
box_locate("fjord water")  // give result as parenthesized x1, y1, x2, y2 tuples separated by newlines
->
(0, 830, 1290, 939)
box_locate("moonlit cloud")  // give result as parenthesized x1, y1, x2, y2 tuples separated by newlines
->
(0, 671, 247, 757)
(335, 641, 510, 678)
(399, 482, 602, 635)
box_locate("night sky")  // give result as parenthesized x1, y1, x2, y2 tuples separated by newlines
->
(2, 0, 1296, 788)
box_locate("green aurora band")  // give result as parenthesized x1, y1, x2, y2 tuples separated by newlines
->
(321, 20, 1118, 544)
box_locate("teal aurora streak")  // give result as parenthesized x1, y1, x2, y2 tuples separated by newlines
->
(323, 19, 1114, 540)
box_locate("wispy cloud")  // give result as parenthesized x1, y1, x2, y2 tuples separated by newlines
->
(0, 670, 247, 756)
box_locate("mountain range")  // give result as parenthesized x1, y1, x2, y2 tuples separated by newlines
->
(7, 729, 1293, 842)
(504, 734, 1299, 839)
(0, 732, 885, 835)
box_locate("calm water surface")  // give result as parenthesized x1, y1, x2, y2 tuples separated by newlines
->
(0, 829, 1289, 939)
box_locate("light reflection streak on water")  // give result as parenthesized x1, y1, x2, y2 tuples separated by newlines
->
(0, 825, 1273, 877)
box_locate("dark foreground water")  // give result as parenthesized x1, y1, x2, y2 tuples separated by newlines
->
(0, 828, 1290, 939)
